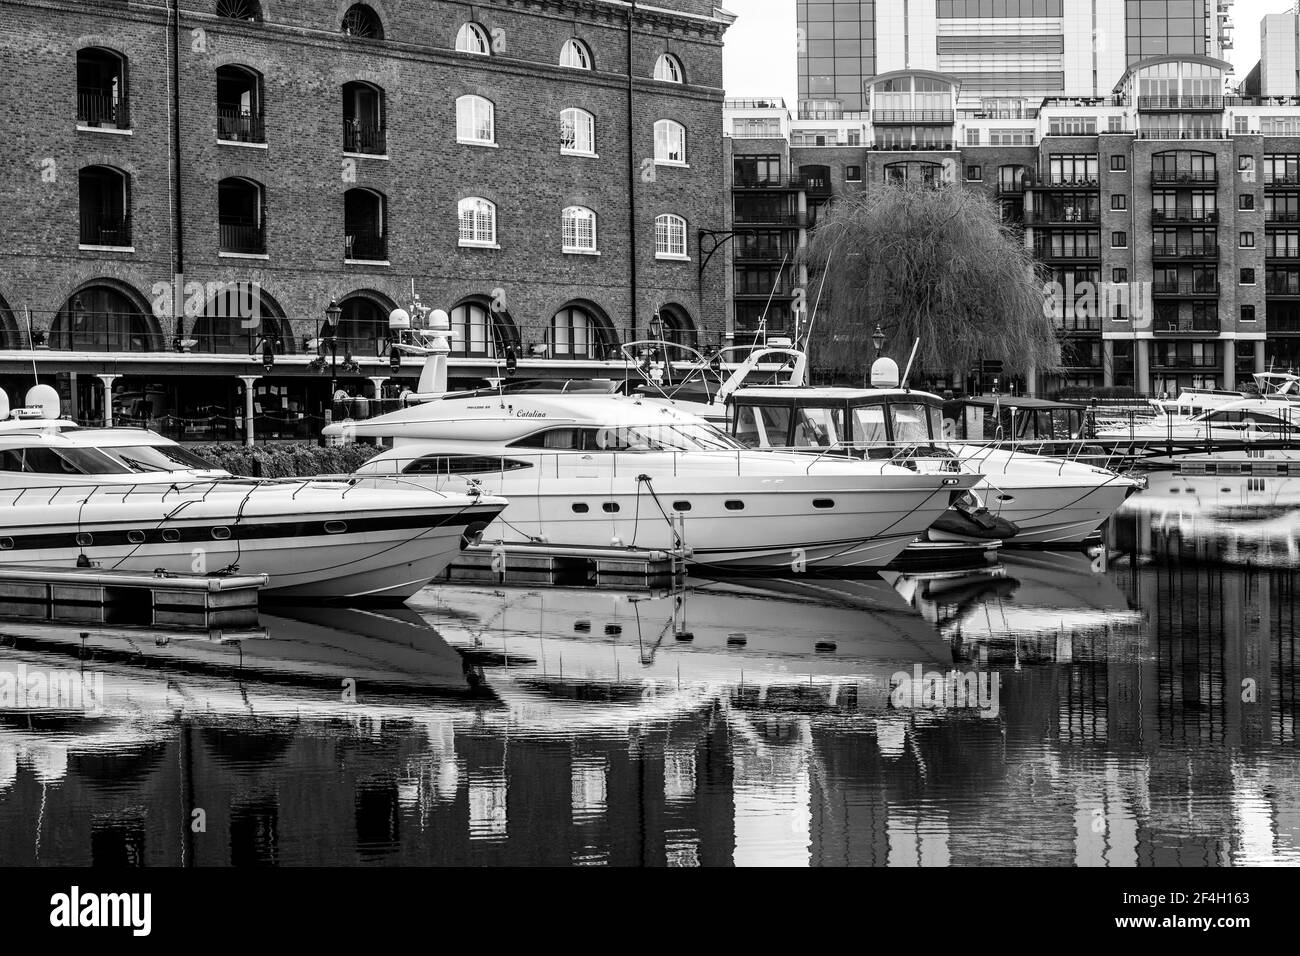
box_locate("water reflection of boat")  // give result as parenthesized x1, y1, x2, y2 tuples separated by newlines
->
(887, 551, 1145, 663)
(0, 605, 486, 697)
(412, 576, 951, 716)
(1116, 471, 1300, 567)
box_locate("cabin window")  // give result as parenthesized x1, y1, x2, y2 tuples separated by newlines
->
(0, 446, 132, 475)
(0, 537, 12, 550)
(403, 454, 532, 474)
(813, 499, 835, 509)
(792, 406, 845, 448)
(732, 403, 792, 448)
(851, 405, 888, 445)
(724, 500, 744, 510)
(127, 530, 146, 544)
(76, 533, 93, 547)
(212, 526, 232, 539)
(672, 501, 691, 511)
(161, 528, 181, 542)
(98, 443, 219, 472)
(572, 503, 589, 513)
(890, 402, 937, 444)
(323, 521, 346, 534)
(602, 502, 620, 513)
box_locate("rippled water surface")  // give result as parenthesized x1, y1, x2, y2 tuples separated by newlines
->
(1, 470, 1297, 866)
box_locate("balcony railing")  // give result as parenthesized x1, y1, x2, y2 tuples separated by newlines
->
(1266, 210, 1300, 223)
(217, 108, 265, 143)
(345, 232, 388, 261)
(1265, 174, 1300, 187)
(869, 142, 956, 151)
(996, 181, 1027, 196)
(343, 120, 386, 154)
(871, 109, 955, 125)
(1025, 209, 1100, 225)
(1268, 246, 1300, 259)
(1154, 318, 1222, 334)
(1035, 246, 1101, 261)
(1136, 130, 1229, 140)
(1137, 95, 1225, 111)
(1152, 244, 1219, 259)
(734, 212, 804, 227)
(733, 175, 820, 190)
(77, 89, 129, 128)
(1055, 317, 1103, 332)
(1152, 169, 1218, 184)
(79, 215, 132, 247)
(1266, 277, 1300, 295)
(220, 222, 266, 255)
(1268, 316, 1300, 332)
(1040, 179, 1100, 189)
(735, 285, 798, 298)
(1153, 209, 1220, 224)
(1152, 281, 1220, 295)
(735, 246, 796, 261)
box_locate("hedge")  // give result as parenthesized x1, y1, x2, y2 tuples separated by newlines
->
(189, 442, 377, 478)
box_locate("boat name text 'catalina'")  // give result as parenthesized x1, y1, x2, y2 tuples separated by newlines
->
(515, 410, 547, 418)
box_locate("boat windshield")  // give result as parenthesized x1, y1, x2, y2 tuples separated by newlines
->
(97, 444, 224, 473)
(511, 423, 742, 452)
(791, 406, 846, 447)
(0, 445, 133, 475)
(891, 402, 941, 444)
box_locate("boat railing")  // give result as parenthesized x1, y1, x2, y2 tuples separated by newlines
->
(0, 474, 456, 508)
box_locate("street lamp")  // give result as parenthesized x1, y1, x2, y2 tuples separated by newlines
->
(872, 323, 885, 359)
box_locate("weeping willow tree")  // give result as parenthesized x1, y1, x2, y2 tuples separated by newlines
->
(800, 181, 1061, 383)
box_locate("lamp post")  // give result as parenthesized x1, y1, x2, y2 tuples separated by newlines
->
(872, 323, 885, 359)
(323, 298, 342, 398)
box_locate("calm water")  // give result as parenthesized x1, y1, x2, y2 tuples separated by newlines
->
(1, 470, 1297, 866)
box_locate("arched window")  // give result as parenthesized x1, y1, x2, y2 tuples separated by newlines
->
(192, 285, 289, 354)
(76, 47, 129, 129)
(341, 4, 384, 39)
(456, 22, 491, 55)
(345, 188, 388, 261)
(550, 304, 613, 358)
(216, 0, 262, 21)
(560, 108, 595, 155)
(654, 54, 683, 83)
(51, 284, 156, 352)
(218, 177, 266, 254)
(656, 304, 697, 349)
(79, 166, 131, 247)
(336, 293, 395, 356)
(456, 95, 495, 144)
(343, 81, 386, 154)
(216, 65, 264, 143)
(654, 214, 687, 259)
(450, 300, 516, 357)
(458, 197, 497, 247)
(562, 206, 597, 253)
(560, 38, 592, 70)
(654, 119, 686, 165)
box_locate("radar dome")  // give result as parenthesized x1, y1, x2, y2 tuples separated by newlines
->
(25, 384, 61, 419)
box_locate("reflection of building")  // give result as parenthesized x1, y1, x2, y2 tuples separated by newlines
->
(0, 0, 732, 440)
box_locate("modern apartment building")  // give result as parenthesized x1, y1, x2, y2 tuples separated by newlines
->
(727, 52, 1300, 397)
(798, 0, 1235, 114)
(0, 0, 732, 439)
(1261, 11, 1300, 97)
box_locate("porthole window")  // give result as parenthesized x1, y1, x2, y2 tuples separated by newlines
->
(604, 623, 622, 635)
(813, 499, 835, 509)
(572, 503, 589, 514)
(0, 537, 13, 550)
(724, 500, 744, 511)
(127, 530, 146, 544)
(324, 520, 347, 534)
(672, 501, 691, 511)
(212, 526, 232, 540)
(602, 502, 620, 513)
(76, 533, 93, 547)
(161, 528, 181, 542)
(574, 620, 591, 632)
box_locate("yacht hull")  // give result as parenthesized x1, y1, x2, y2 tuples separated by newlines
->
(0, 483, 505, 601)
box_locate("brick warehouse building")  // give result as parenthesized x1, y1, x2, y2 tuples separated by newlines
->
(723, 54, 1300, 397)
(0, 0, 733, 439)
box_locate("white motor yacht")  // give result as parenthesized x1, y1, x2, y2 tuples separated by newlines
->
(0, 386, 506, 601)
(328, 389, 979, 571)
(635, 346, 1141, 546)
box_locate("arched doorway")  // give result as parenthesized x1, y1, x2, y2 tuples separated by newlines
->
(450, 297, 520, 358)
(549, 301, 617, 359)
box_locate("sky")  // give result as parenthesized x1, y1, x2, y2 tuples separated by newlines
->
(721, 0, 1300, 106)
